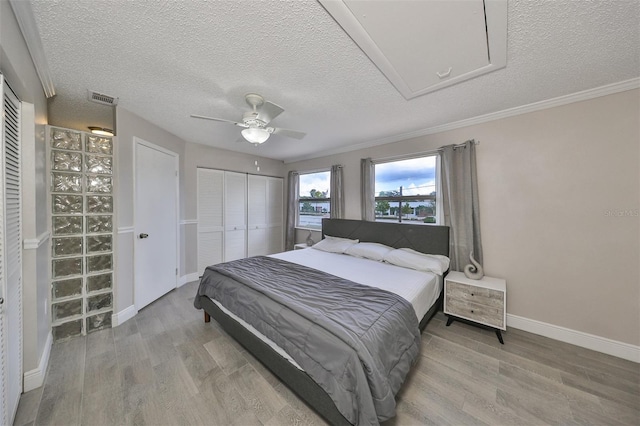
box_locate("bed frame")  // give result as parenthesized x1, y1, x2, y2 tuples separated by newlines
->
(196, 218, 450, 425)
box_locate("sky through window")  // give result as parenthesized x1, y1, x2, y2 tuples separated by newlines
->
(375, 156, 436, 196)
(299, 171, 330, 198)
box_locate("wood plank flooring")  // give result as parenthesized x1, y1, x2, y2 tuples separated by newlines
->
(15, 281, 639, 425)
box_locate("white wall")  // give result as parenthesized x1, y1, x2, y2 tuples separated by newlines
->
(285, 89, 640, 348)
(1, 0, 50, 374)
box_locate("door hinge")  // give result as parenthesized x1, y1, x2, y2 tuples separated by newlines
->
(176, 268, 178, 276)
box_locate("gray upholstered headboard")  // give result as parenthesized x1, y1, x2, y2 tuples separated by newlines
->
(322, 219, 450, 257)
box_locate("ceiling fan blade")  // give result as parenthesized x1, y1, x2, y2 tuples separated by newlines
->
(190, 114, 246, 127)
(273, 127, 306, 140)
(256, 101, 284, 124)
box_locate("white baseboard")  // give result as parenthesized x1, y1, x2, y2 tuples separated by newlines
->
(23, 331, 53, 392)
(178, 272, 200, 287)
(112, 305, 138, 327)
(507, 314, 640, 363)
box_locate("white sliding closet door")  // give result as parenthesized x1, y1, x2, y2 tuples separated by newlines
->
(0, 75, 22, 426)
(247, 175, 283, 255)
(266, 177, 284, 254)
(197, 168, 224, 274)
(224, 172, 247, 261)
(198, 170, 281, 271)
(247, 175, 268, 257)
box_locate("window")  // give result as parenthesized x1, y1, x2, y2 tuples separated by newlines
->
(374, 155, 439, 224)
(297, 170, 331, 230)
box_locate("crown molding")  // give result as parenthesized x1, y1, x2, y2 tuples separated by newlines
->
(283, 77, 640, 164)
(9, 0, 55, 98)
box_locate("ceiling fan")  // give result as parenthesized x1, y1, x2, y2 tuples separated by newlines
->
(191, 93, 306, 145)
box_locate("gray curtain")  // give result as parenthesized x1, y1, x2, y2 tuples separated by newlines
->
(285, 171, 299, 251)
(360, 158, 375, 221)
(441, 140, 483, 271)
(330, 165, 344, 218)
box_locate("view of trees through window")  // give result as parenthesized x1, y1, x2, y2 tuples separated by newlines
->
(374, 156, 438, 224)
(298, 170, 330, 229)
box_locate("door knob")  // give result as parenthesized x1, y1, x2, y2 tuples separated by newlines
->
(139, 233, 149, 239)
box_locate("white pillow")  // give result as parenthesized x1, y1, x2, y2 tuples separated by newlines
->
(312, 235, 359, 254)
(383, 248, 450, 275)
(345, 242, 394, 262)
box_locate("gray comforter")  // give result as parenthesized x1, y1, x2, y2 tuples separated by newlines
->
(194, 256, 420, 425)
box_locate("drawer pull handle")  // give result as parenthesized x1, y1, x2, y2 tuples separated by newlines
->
(471, 310, 474, 313)
(471, 293, 474, 296)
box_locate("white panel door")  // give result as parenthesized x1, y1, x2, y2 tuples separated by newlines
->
(224, 172, 247, 261)
(197, 168, 224, 273)
(0, 76, 22, 426)
(134, 140, 178, 310)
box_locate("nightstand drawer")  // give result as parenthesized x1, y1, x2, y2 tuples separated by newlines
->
(446, 281, 503, 308)
(446, 298, 504, 328)
(444, 271, 507, 342)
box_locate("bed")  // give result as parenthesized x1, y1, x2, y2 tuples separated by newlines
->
(194, 218, 450, 425)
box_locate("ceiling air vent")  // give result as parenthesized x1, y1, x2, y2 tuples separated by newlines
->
(87, 90, 119, 106)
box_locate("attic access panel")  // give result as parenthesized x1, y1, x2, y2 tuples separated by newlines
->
(320, 0, 507, 99)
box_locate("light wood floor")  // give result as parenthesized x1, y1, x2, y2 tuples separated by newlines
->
(15, 280, 640, 426)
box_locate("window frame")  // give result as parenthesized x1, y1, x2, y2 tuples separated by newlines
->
(373, 154, 442, 225)
(296, 169, 331, 230)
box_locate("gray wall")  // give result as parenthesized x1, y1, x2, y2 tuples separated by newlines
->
(1, 0, 50, 372)
(114, 107, 187, 313)
(285, 89, 640, 347)
(114, 107, 285, 312)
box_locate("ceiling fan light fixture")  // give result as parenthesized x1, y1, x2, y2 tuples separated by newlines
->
(88, 126, 114, 137)
(241, 127, 270, 144)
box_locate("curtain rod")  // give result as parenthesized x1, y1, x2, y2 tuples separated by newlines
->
(372, 140, 479, 164)
(452, 139, 480, 149)
(295, 164, 344, 175)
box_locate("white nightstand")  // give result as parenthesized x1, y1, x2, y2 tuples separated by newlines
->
(294, 243, 310, 250)
(444, 271, 506, 344)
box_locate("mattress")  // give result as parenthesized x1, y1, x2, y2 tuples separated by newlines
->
(271, 248, 441, 320)
(209, 248, 443, 370)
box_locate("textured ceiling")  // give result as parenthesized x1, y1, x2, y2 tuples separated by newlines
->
(29, 0, 640, 162)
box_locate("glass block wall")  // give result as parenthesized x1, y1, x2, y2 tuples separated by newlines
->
(49, 127, 114, 340)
